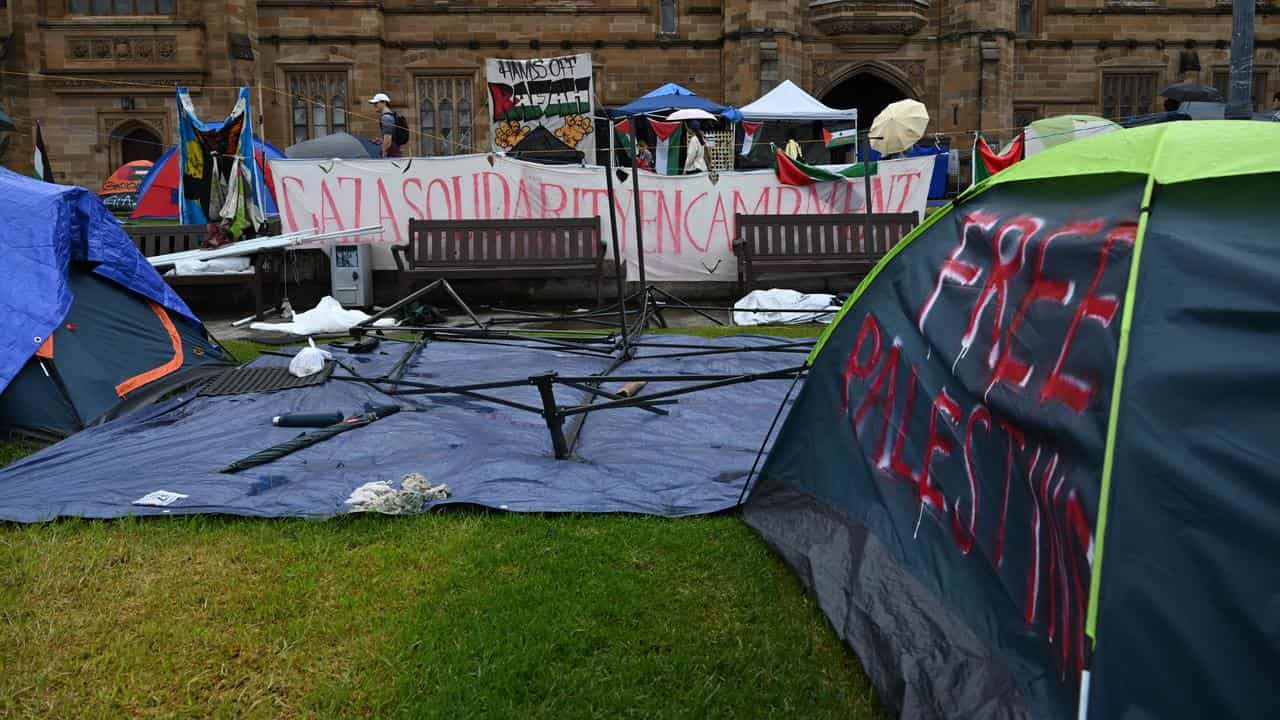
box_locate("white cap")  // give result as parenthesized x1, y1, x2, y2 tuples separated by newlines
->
(368, 92, 391, 104)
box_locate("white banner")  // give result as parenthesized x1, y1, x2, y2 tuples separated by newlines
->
(268, 154, 934, 281)
(486, 54, 595, 158)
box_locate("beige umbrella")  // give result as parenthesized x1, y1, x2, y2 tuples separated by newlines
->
(869, 99, 930, 155)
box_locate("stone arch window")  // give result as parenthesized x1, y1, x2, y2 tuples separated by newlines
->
(659, 0, 677, 36)
(108, 119, 164, 170)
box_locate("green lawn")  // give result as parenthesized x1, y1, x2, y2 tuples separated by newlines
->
(0, 324, 881, 719)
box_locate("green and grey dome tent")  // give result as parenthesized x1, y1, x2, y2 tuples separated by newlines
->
(744, 121, 1280, 720)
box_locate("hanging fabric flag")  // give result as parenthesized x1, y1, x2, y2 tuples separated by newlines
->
(971, 131, 1026, 185)
(650, 119, 684, 175)
(176, 86, 266, 231)
(822, 127, 858, 149)
(613, 118, 635, 160)
(33, 122, 54, 183)
(740, 121, 763, 156)
(773, 145, 876, 186)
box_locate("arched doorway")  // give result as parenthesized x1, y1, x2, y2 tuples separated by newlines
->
(820, 67, 913, 162)
(119, 126, 162, 165)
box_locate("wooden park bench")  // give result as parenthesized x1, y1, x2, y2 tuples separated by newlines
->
(125, 224, 282, 319)
(733, 212, 919, 294)
(395, 217, 606, 304)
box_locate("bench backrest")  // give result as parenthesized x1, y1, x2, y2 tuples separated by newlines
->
(403, 217, 603, 268)
(124, 225, 209, 257)
(735, 212, 919, 259)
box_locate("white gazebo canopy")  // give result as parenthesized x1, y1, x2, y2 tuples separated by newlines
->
(738, 80, 858, 122)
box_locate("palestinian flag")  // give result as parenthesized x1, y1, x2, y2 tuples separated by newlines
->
(33, 121, 54, 183)
(740, 121, 763, 156)
(823, 127, 858, 148)
(650, 119, 684, 175)
(971, 131, 1026, 185)
(613, 118, 635, 160)
(773, 145, 876, 186)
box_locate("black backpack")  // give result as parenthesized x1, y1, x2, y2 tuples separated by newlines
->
(386, 111, 410, 146)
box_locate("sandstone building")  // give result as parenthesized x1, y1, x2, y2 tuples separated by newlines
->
(0, 1, 1276, 188)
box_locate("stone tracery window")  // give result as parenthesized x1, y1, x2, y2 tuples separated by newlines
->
(68, 0, 175, 14)
(286, 70, 349, 143)
(417, 75, 473, 157)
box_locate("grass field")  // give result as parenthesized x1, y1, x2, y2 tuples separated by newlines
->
(0, 325, 882, 719)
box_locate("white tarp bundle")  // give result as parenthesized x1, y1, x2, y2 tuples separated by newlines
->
(250, 296, 396, 335)
(732, 288, 840, 326)
(164, 257, 253, 276)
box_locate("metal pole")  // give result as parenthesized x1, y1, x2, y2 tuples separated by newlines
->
(859, 130, 874, 254)
(602, 116, 630, 349)
(532, 373, 570, 459)
(1227, 0, 1257, 119)
(627, 117, 648, 290)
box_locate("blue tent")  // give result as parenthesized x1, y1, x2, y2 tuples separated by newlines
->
(613, 83, 743, 121)
(0, 168, 229, 438)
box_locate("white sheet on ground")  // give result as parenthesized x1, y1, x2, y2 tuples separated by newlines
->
(732, 288, 840, 326)
(164, 257, 254, 276)
(250, 295, 397, 335)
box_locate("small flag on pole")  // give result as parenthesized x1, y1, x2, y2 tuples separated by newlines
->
(740, 121, 763, 156)
(971, 132, 1026, 185)
(613, 118, 635, 160)
(822, 127, 858, 148)
(33, 121, 54, 183)
(650, 119, 684, 175)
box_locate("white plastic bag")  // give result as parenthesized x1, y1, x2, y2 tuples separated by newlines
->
(288, 338, 332, 378)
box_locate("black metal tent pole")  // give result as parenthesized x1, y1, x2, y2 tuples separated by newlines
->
(626, 116, 654, 330)
(859, 129, 875, 257)
(602, 113, 632, 353)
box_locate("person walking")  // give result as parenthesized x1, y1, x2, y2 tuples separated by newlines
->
(369, 92, 404, 158)
(684, 122, 708, 174)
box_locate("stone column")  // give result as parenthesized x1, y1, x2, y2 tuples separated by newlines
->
(940, 0, 1015, 137)
(721, 0, 805, 106)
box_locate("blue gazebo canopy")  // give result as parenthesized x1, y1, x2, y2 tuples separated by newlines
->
(613, 83, 743, 121)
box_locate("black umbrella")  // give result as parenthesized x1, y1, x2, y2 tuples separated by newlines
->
(1161, 82, 1224, 103)
(219, 404, 401, 473)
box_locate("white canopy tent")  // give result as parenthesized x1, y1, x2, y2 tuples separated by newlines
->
(738, 80, 858, 122)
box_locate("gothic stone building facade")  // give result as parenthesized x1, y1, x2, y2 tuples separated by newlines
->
(0, 1, 1276, 188)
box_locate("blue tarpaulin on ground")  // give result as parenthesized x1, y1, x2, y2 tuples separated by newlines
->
(0, 334, 803, 522)
(0, 167, 196, 394)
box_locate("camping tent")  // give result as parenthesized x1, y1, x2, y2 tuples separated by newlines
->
(98, 160, 152, 212)
(613, 83, 743, 121)
(739, 80, 857, 122)
(286, 132, 382, 160)
(0, 168, 231, 439)
(743, 121, 1280, 720)
(507, 125, 585, 164)
(1023, 114, 1120, 157)
(131, 138, 283, 221)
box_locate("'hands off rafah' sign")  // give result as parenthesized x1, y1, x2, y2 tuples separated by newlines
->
(486, 54, 595, 158)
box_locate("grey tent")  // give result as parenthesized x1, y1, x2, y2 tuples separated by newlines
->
(285, 132, 382, 159)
